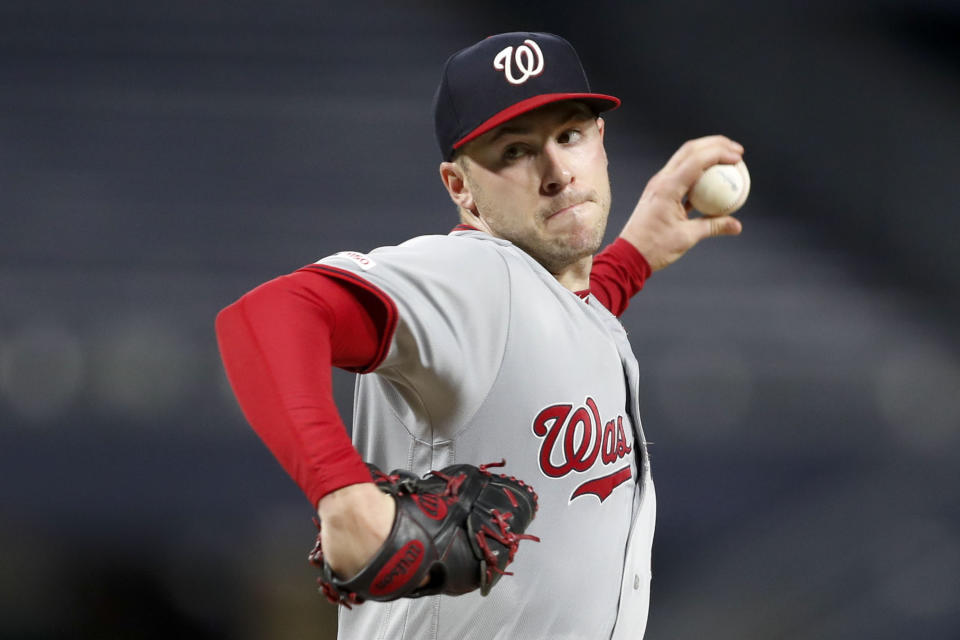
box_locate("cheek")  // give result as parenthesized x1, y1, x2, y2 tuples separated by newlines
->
(479, 175, 537, 216)
(584, 150, 611, 197)
(583, 144, 608, 173)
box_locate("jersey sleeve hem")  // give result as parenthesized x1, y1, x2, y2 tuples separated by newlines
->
(589, 238, 653, 317)
(298, 264, 399, 374)
(608, 237, 652, 278)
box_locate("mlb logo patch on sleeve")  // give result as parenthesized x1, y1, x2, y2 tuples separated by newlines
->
(329, 251, 376, 270)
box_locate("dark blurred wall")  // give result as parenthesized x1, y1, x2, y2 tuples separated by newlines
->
(1, 2, 958, 639)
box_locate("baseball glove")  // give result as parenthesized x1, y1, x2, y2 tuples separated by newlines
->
(308, 460, 539, 607)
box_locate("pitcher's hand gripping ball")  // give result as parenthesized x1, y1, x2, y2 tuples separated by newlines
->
(309, 461, 539, 607)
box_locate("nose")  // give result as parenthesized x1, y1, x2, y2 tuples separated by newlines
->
(539, 144, 574, 196)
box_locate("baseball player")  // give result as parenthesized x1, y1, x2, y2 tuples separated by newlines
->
(216, 32, 743, 639)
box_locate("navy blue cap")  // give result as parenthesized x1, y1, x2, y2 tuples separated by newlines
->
(432, 32, 620, 161)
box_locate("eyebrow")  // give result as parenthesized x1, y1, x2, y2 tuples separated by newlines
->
(486, 122, 534, 144)
(486, 105, 594, 144)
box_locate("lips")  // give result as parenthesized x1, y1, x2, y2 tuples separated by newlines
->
(545, 198, 589, 220)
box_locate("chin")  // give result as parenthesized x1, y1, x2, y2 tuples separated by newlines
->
(533, 236, 601, 274)
(568, 220, 607, 255)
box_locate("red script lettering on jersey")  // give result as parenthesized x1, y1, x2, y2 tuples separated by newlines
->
(532, 397, 633, 502)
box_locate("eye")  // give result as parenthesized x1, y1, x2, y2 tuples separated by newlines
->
(557, 129, 582, 144)
(502, 144, 528, 162)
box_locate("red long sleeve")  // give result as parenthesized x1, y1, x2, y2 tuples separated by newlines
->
(215, 269, 394, 506)
(589, 238, 652, 317)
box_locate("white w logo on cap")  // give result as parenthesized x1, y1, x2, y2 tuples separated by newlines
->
(493, 39, 545, 85)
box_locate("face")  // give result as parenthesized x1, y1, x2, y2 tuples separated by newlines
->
(443, 101, 612, 276)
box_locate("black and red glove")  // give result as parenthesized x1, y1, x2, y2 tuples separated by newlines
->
(309, 460, 539, 607)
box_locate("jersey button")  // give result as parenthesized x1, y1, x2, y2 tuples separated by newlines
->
(633, 574, 640, 590)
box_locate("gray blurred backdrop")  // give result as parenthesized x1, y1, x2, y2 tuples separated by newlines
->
(2, 1, 959, 638)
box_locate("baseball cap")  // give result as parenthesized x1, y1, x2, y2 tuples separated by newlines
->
(433, 32, 621, 160)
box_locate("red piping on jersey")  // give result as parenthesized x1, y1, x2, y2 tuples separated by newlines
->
(299, 264, 399, 373)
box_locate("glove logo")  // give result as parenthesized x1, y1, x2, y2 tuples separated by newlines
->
(412, 493, 448, 520)
(493, 39, 545, 85)
(370, 540, 425, 597)
(532, 397, 633, 503)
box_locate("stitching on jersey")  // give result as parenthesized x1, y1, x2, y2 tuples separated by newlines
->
(382, 356, 433, 443)
(406, 439, 416, 475)
(448, 246, 513, 440)
(373, 600, 393, 640)
(360, 363, 446, 449)
(398, 597, 411, 640)
(430, 593, 441, 640)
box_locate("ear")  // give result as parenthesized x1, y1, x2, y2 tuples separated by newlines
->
(595, 117, 609, 167)
(439, 161, 477, 215)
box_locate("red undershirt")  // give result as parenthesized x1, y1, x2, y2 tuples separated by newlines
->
(215, 234, 651, 507)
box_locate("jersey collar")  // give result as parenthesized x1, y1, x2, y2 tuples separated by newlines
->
(451, 224, 593, 301)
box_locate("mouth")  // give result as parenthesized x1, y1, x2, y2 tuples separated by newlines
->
(546, 199, 589, 220)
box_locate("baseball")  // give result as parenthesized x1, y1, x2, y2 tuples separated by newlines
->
(688, 160, 750, 216)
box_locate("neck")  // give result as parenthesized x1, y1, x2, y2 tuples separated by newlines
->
(460, 211, 594, 292)
(553, 255, 593, 292)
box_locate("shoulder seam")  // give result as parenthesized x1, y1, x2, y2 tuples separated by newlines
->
(450, 248, 513, 440)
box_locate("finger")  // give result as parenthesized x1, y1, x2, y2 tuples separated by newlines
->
(684, 215, 742, 245)
(662, 135, 744, 174)
(674, 146, 744, 192)
(657, 146, 744, 202)
(696, 214, 742, 239)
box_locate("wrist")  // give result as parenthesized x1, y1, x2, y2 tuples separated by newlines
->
(316, 482, 397, 580)
(318, 482, 394, 523)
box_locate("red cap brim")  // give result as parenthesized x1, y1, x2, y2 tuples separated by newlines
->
(451, 92, 621, 151)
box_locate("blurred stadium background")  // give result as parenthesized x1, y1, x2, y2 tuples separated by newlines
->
(2, 1, 958, 638)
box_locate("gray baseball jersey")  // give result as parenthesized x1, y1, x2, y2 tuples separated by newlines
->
(317, 228, 656, 640)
